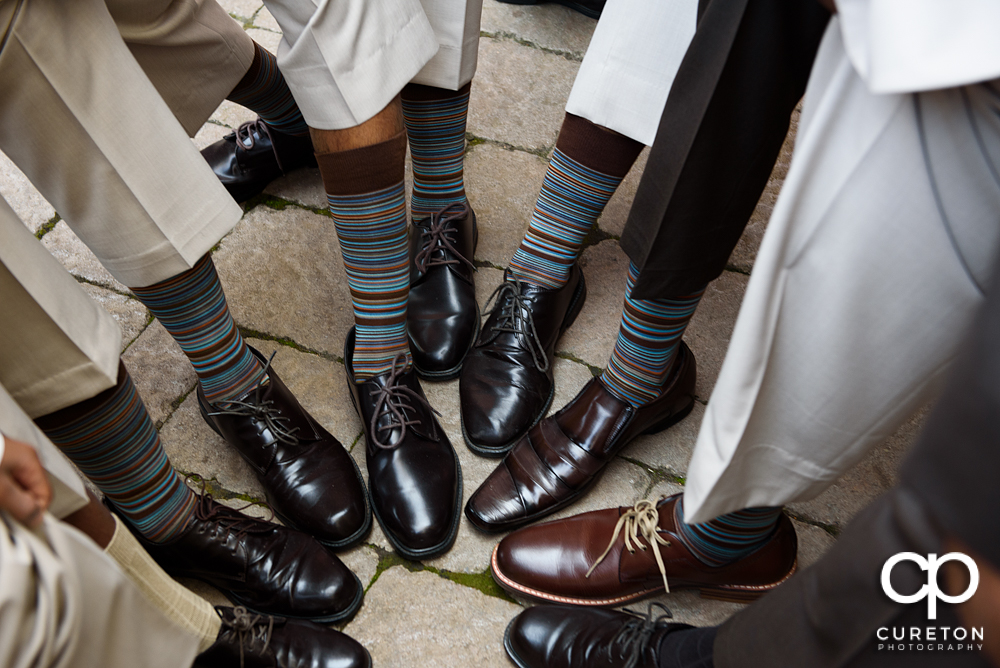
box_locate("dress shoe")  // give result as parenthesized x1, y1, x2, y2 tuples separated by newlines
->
(465, 347, 695, 533)
(194, 606, 372, 668)
(492, 494, 797, 606)
(111, 494, 364, 622)
(460, 266, 587, 457)
(505, 604, 695, 668)
(344, 328, 462, 559)
(407, 202, 479, 380)
(202, 118, 317, 203)
(494, 0, 605, 19)
(199, 347, 371, 549)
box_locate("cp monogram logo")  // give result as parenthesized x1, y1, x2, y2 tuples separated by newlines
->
(881, 552, 979, 620)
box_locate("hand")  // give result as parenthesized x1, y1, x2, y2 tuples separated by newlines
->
(0, 434, 52, 527)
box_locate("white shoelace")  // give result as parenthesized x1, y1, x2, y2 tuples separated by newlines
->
(585, 498, 672, 593)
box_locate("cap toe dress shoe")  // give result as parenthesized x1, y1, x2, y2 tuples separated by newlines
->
(199, 347, 371, 550)
(460, 266, 587, 457)
(492, 494, 798, 606)
(194, 606, 372, 668)
(505, 604, 692, 668)
(465, 346, 695, 533)
(201, 118, 317, 203)
(344, 328, 462, 559)
(407, 203, 480, 380)
(112, 494, 364, 623)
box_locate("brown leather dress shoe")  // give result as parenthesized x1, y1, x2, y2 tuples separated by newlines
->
(112, 494, 364, 623)
(194, 606, 372, 668)
(492, 494, 797, 606)
(199, 347, 371, 549)
(464, 344, 695, 533)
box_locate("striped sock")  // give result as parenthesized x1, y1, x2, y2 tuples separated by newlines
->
(600, 262, 705, 406)
(130, 254, 266, 405)
(227, 41, 308, 137)
(36, 364, 196, 543)
(317, 132, 411, 379)
(675, 500, 783, 567)
(401, 82, 471, 217)
(509, 113, 643, 290)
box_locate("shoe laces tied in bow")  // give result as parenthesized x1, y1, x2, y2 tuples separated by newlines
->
(368, 354, 440, 450)
(216, 605, 277, 668)
(187, 477, 275, 541)
(481, 276, 549, 372)
(205, 351, 301, 447)
(586, 498, 672, 593)
(413, 202, 475, 274)
(610, 602, 675, 668)
(234, 118, 286, 173)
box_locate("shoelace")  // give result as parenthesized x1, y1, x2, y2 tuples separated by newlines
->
(586, 498, 672, 593)
(368, 354, 440, 449)
(480, 276, 549, 372)
(187, 476, 275, 541)
(413, 202, 475, 274)
(610, 603, 676, 668)
(216, 606, 275, 668)
(234, 118, 286, 173)
(205, 351, 301, 447)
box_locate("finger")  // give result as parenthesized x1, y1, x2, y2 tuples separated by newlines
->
(4, 438, 52, 510)
(0, 475, 44, 528)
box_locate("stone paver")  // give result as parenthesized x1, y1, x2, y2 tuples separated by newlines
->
(0, 152, 55, 234)
(80, 284, 150, 351)
(482, 1, 595, 57)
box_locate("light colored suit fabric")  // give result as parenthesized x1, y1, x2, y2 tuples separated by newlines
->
(266, 0, 482, 130)
(0, 0, 244, 287)
(684, 17, 1000, 524)
(566, 0, 698, 146)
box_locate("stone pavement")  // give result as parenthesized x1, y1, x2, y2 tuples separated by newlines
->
(2, 2, 927, 666)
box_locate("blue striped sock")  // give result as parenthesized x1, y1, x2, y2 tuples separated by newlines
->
(600, 262, 705, 406)
(228, 42, 308, 137)
(675, 500, 783, 567)
(130, 254, 266, 405)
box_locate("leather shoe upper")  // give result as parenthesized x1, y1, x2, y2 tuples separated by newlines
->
(407, 203, 479, 380)
(492, 494, 797, 606)
(460, 266, 587, 456)
(201, 118, 316, 203)
(194, 606, 371, 668)
(465, 345, 695, 533)
(344, 328, 461, 559)
(199, 347, 371, 549)
(115, 494, 363, 622)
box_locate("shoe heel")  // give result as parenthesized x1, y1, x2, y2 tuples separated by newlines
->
(641, 398, 695, 436)
(198, 397, 225, 438)
(559, 271, 588, 335)
(698, 587, 766, 603)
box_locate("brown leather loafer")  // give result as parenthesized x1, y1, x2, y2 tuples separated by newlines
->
(492, 494, 797, 606)
(112, 494, 364, 623)
(464, 343, 695, 533)
(199, 347, 371, 550)
(195, 606, 372, 668)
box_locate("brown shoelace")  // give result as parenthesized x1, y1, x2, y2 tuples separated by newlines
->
(480, 276, 549, 372)
(216, 605, 276, 668)
(413, 202, 475, 274)
(611, 603, 676, 668)
(234, 118, 286, 173)
(368, 354, 440, 450)
(586, 498, 672, 593)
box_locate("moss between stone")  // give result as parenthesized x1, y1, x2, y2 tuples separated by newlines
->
(180, 472, 269, 507)
(619, 456, 686, 499)
(238, 326, 342, 364)
(35, 213, 61, 239)
(554, 351, 602, 377)
(783, 510, 841, 538)
(365, 547, 517, 603)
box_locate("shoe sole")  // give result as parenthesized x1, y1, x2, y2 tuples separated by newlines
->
(462, 271, 588, 458)
(503, 617, 533, 668)
(464, 398, 694, 534)
(199, 400, 374, 551)
(495, 0, 601, 19)
(491, 544, 798, 607)
(411, 304, 482, 382)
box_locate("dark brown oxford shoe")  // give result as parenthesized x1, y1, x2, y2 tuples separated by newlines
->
(492, 494, 797, 606)
(344, 328, 462, 560)
(407, 203, 480, 380)
(201, 118, 317, 203)
(194, 606, 372, 668)
(465, 344, 695, 533)
(460, 266, 587, 457)
(113, 494, 364, 623)
(199, 347, 372, 550)
(505, 604, 695, 668)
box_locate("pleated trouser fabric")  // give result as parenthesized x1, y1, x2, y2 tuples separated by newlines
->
(685, 17, 1000, 523)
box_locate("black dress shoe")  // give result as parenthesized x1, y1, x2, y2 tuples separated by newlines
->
(111, 494, 364, 623)
(459, 266, 586, 457)
(407, 202, 479, 381)
(505, 604, 700, 668)
(194, 606, 372, 668)
(202, 118, 317, 203)
(199, 347, 371, 549)
(494, 0, 605, 19)
(344, 328, 462, 559)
